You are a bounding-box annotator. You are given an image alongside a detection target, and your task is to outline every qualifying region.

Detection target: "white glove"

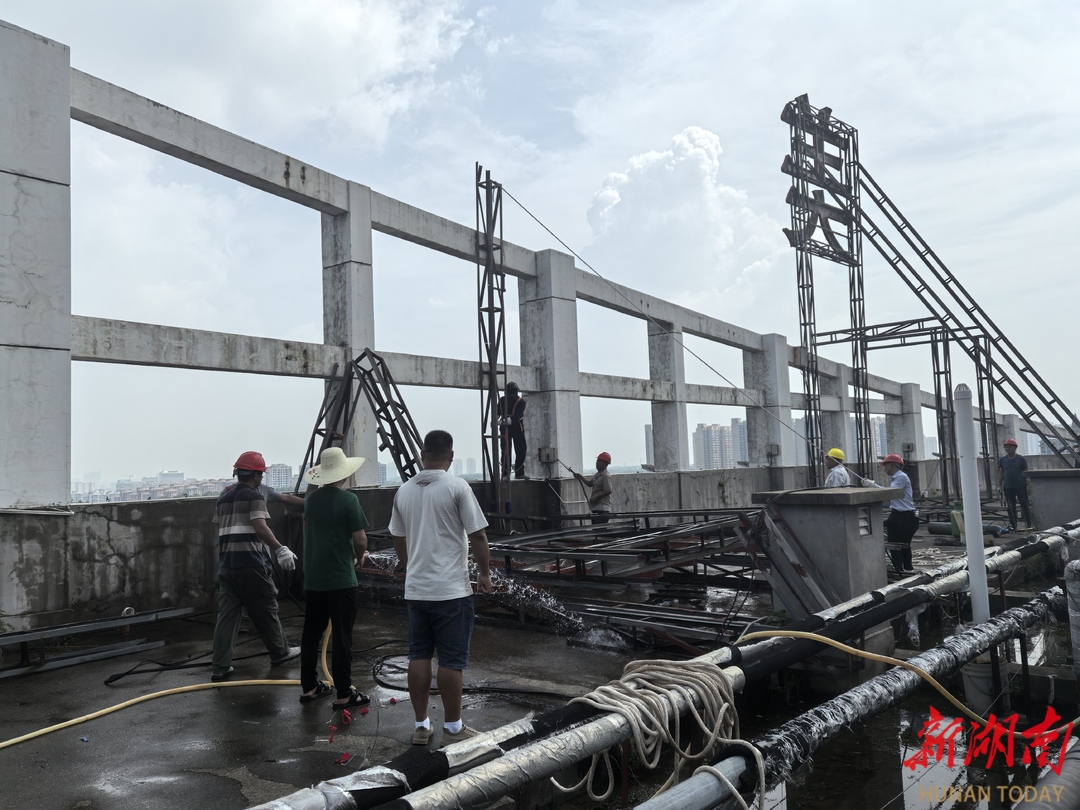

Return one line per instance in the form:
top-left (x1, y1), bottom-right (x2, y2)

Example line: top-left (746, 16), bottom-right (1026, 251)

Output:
top-left (498, 417), bottom-right (509, 427)
top-left (274, 546), bottom-right (297, 571)
top-left (861, 478), bottom-right (875, 487)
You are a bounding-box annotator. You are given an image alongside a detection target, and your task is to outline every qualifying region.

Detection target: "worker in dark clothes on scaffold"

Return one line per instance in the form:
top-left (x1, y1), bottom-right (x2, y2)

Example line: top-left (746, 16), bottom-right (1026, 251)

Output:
top-left (497, 382), bottom-right (527, 480)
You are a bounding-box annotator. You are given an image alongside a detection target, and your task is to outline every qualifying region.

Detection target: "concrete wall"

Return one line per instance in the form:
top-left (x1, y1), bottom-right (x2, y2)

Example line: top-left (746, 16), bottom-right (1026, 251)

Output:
top-left (914, 453), bottom-right (1070, 501)
top-left (1, 468), bottom-right (811, 630)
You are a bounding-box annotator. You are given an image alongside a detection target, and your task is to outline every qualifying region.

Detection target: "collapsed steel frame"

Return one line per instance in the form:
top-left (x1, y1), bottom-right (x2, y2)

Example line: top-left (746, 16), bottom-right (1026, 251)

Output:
top-left (297, 348), bottom-right (423, 486)
top-left (783, 93), bottom-right (1080, 487)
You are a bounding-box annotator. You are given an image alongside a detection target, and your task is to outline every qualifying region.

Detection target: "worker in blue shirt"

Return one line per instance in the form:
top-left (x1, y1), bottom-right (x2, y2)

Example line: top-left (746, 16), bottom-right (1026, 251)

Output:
top-left (862, 453), bottom-right (917, 574)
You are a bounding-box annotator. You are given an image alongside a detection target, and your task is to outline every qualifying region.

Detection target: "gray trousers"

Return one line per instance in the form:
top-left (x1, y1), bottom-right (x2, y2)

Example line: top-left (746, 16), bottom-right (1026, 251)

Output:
top-left (212, 565), bottom-right (290, 674)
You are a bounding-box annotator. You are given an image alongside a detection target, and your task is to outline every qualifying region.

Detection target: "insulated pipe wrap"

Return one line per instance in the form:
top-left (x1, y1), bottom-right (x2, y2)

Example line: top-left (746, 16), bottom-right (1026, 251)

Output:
top-left (752, 590), bottom-right (1064, 790)
top-left (1023, 737), bottom-right (1080, 810)
top-left (1065, 560), bottom-right (1080, 681)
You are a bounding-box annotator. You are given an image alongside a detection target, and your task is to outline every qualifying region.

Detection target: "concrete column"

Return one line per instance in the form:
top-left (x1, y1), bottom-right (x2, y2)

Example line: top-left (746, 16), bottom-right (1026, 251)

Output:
top-left (742, 334), bottom-right (795, 467)
top-left (519, 249), bottom-right (581, 478)
top-left (886, 383), bottom-right (925, 461)
top-left (1002, 414), bottom-right (1021, 451)
top-left (0, 23), bottom-right (71, 507)
top-left (648, 320), bottom-right (688, 471)
top-left (819, 364), bottom-right (853, 458)
top-left (321, 181), bottom-right (377, 486)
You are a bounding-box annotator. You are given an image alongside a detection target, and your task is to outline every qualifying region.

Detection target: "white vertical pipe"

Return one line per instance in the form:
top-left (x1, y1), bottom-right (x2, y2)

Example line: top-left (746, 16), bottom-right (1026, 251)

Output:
top-left (954, 384), bottom-right (991, 624)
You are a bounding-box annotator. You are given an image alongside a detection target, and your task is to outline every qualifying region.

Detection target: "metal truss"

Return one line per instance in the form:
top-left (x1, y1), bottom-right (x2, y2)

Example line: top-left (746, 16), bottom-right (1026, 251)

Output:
top-left (856, 163), bottom-right (1080, 467)
top-left (297, 349), bottom-right (423, 487)
top-left (786, 94), bottom-right (1080, 480)
top-left (476, 163), bottom-right (509, 513)
top-left (782, 94), bottom-right (873, 478)
top-left (820, 319), bottom-right (999, 503)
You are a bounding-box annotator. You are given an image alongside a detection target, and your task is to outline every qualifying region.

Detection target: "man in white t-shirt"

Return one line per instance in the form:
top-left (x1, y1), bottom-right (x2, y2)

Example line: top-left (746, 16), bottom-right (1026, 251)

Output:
top-left (390, 429), bottom-right (491, 748)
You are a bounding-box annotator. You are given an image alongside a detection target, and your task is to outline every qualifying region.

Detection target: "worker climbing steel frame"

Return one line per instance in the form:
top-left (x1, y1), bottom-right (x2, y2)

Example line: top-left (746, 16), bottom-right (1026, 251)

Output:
top-left (476, 163), bottom-right (509, 514)
top-left (296, 350), bottom-right (423, 490)
top-left (786, 93), bottom-right (1080, 480)
top-left (782, 94), bottom-right (873, 480)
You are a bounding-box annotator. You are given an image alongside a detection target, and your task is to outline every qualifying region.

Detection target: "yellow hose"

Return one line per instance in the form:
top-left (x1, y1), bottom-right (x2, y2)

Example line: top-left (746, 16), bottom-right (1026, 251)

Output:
top-left (740, 629), bottom-right (1079, 734)
top-left (0, 625), bottom-right (334, 750)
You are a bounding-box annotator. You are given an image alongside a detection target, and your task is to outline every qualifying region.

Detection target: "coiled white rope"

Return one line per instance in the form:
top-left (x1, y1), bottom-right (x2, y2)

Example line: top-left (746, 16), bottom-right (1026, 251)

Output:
top-left (549, 658), bottom-right (765, 808)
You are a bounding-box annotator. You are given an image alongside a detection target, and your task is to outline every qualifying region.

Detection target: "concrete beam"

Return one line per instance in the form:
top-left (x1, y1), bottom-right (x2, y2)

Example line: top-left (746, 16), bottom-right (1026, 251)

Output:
top-left (685, 383), bottom-right (764, 408)
top-left (369, 190), bottom-right (535, 277)
top-left (69, 69), bottom-right (350, 214)
top-left (70, 316), bottom-right (540, 392)
top-left (574, 270), bottom-right (763, 352)
top-left (71, 316), bottom-right (344, 377)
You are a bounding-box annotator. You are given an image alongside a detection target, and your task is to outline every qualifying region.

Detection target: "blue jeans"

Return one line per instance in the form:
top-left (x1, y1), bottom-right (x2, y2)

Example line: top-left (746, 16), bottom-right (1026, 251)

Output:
top-left (407, 596), bottom-right (474, 670)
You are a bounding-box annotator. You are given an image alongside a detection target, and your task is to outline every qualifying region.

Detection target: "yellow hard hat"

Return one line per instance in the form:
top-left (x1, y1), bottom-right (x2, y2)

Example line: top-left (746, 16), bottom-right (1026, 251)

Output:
top-left (827, 448), bottom-right (845, 462)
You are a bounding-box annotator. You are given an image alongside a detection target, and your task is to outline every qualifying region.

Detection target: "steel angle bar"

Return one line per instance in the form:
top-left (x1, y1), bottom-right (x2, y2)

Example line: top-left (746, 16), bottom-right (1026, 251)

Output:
top-left (0, 607), bottom-right (194, 645)
top-left (761, 511), bottom-right (840, 610)
top-left (734, 525), bottom-right (817, 619)
top-left (0, 640), bottom-right (165, 679)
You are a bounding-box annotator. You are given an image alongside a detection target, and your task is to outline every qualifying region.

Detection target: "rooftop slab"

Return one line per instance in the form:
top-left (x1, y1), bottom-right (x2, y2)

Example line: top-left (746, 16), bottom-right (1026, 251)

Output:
top-left (0, 602), bottom-right (627, 809)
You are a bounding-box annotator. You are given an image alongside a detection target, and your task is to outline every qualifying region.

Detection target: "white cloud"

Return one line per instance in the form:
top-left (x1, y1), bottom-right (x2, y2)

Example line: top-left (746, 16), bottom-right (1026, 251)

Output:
top-left (583, 127), bottom-right (789, 330)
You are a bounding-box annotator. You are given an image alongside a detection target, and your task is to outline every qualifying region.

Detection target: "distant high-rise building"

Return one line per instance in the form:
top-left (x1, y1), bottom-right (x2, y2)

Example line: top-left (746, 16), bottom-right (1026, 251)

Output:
top-left (265, 463), bottom-right (292, 491)
top-left (924, 436), bottom-right (939, 459)
top-left (692, 423), bottom-right (736, 470)
top-left (159, 470), bottom-right (185, 484)
top-left (644, 424), bottom-right (654, 466)
top-left (453, 458), bottom-right (463, 476)
top-left (872, 416), bottom-right (887, 460)
top-left (731, 418), bottom-right (748, 464)
top-left (377, 463), bottom-right (388, 485)
top-left (466, 457), bottom-right (477, 475)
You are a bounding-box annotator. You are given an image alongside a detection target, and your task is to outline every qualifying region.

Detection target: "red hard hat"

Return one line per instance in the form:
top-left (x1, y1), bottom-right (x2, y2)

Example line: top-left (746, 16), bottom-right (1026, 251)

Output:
top-left (881, 453), bottom-right (904, 467)
top-left (1004, 438), bottom-right (1018, 446)
top-left (234, 451), bottom-right (267, 472)
top-left (597, 451), bottom-right (612, 464)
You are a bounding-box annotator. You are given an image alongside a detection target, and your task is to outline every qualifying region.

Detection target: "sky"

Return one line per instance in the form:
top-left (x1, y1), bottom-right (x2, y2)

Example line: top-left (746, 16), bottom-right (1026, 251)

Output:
top-left (4, 1), bottom-right (1080, 484)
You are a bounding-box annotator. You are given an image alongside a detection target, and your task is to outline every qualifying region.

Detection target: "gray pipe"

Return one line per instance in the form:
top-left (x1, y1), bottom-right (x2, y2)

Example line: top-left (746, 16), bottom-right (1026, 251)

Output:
top-left (1066, 560), bottom-right (1080, 681)
top-left (635, 588), bottom-right (1065, 810)
top-left (1022, 733), bottom-right (1080, 809)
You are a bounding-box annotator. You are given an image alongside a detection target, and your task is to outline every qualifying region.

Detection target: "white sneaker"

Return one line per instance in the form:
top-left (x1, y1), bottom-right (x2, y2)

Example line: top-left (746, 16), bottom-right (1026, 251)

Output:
top-left (270, 645), bottom-right (301, 666)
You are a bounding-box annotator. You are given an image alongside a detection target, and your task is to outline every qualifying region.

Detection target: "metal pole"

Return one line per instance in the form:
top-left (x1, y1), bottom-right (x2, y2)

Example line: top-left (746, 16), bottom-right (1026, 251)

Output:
top-left (954, 383), bottom-right (991, 625)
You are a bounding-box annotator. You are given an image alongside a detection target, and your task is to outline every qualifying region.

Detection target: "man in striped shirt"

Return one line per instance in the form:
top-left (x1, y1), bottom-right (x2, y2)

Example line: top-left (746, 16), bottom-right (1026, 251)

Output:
top-left (210, 451), bottom-right (300, 682)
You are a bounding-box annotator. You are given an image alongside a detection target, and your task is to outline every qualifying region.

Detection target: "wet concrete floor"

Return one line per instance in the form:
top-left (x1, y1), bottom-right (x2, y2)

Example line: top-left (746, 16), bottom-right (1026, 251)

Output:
top-left (0, 601), bottom-right (628, 810)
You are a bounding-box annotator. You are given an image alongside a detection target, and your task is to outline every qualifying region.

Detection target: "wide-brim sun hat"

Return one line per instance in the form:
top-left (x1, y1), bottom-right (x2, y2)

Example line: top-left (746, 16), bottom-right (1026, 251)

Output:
top-left (304, 447), bottom-right (366, 485)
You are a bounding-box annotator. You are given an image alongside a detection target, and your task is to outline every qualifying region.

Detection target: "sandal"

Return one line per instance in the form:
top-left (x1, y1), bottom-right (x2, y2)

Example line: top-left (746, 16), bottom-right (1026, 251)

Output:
top-left (299, 681), bottom-right (333, 704)
top-left (330, 687), bottom-right (371, 711)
